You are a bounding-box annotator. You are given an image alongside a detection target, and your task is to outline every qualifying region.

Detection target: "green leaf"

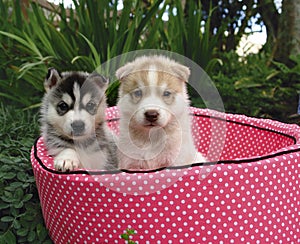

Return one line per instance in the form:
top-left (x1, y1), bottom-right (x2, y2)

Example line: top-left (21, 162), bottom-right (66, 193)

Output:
top-left (4, 191), bottom-right (13, 198)
top-left (234, 78), bottom-right (263, 89)
top-left (272, 60), bottom-right (290, 74)
top-left (20, 212), bottom-right (35, 222)
top-left (266, 70), bottom-right (280, 80)
top-left (11, 207), bottom-right (19, 217)
top-left (37, 223), bottom-right (48, 241)
top-left (27, 230), bottom-right (36, 242)
top-left (13, 201), bottom-right (23, 209)
top-left (3, 172), bottom-right (16, 180)
top-left (143, 3), bottom-right (167, 48)
top-left (0, 31), bottom-right (43, 59)
top-left (3, 230), bottom-right (16, 244)
top-left (17, 228), bottom-right (28, 237)
top-left (13, 219), bottom-right (21, 229)
top-left (0, 202), bottom-right (10, 210)
top-left (126, 229), bottom-right (136, 235)
top-left (1, 196), bottom-right (14, 203)
top-left (78, 32), bottom-right (101, 68)
top-left (14, 188), bottom-right (24, 200)
top-left (71, 56), bottom-right (93, 67)
top-left (205, 58), bottom-right (223, 74)
top-left (9, 182), bottom-right (24, 188)
top-left (18, 56), bottom-right (53, 79)
top-left (23, 194), bottom-right (33, 202)
top-left (120, 233), bottom-right (129, 240)
top-left (23, 32), bottom-right (43, 59)
top-left (0, 31), bottom-right (31, 51)
top-left (1, 216), bottom-right (14, 222)
top-left (17, 172), bottom-right (27, 182)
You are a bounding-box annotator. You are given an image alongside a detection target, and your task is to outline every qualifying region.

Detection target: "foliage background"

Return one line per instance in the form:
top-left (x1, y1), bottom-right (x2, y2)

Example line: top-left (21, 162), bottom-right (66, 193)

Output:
top-left (0, 0), bottom-right (300, 243)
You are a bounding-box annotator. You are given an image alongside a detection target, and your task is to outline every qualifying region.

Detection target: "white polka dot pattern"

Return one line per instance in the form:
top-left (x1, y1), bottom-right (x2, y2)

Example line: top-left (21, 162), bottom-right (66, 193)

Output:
top-left (31, 107), bottom-right (300, 243)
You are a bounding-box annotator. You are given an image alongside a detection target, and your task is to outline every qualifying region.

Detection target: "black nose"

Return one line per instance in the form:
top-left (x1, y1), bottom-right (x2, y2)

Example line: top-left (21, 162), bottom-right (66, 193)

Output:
top-left (71, 120), bottom-right (85, 135)
top-left (144, 110), bottom-right (159, 122)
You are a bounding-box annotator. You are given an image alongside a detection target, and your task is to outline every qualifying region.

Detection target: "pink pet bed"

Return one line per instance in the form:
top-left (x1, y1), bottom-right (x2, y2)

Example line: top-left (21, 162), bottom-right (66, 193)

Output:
top-left (31, 106), bottom-right (300, 243)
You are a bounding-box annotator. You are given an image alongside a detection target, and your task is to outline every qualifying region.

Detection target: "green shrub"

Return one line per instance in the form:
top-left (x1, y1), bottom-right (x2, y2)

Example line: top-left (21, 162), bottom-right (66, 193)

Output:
top-left (0, 105), bottom-right (52, 243)
top-left (211, 51), bottom-right (300, 121)
top-left (0, 0), bottom-right (166, 108)
top-left (161, 0), bottom-right (223, 72)
top-left (0, 0), bottom-right (223, 108)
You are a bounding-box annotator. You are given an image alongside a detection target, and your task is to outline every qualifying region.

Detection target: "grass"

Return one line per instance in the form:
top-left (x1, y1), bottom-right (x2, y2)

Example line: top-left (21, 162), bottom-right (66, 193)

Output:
top-left (0, 104), bottom-right (52, 243)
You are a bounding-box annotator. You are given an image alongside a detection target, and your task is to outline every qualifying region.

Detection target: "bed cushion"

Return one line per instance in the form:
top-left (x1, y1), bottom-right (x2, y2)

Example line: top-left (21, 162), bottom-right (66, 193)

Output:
top-left (31, 106), bottom-right (300, 243)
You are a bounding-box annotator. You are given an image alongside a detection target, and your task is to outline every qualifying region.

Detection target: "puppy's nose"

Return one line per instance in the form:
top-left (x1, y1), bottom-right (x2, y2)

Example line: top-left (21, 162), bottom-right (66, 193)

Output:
top-left (144, 110), bottom-right (159, 122)
top-left (71, 120), bottom-right (85, 135)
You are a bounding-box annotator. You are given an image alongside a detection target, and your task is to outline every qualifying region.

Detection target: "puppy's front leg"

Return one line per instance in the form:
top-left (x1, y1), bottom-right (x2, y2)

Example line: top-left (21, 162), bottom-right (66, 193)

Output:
top-left (193, 152), bottom-right (207, 164)
top-left (54, 148), bottom-right (80, 172)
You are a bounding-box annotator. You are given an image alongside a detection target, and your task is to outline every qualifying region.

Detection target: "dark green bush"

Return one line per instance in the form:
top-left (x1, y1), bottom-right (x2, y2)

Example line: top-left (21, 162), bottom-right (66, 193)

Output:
top-left (211, 51), bottom-right (300, 121)
top-left (0, 0), bottom-right (223, 109)
top-left (0, 105), bottom-right (52, 243)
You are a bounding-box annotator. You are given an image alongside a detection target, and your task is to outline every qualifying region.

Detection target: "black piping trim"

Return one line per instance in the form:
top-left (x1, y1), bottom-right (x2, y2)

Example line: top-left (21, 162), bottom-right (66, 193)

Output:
top-left (33, 136), bottom-right (300, 175)
top-left (108, 114), bottom-right (297, 144)
top-left (33, 113), bottom-right (300, 175)
top-left (192, 113), bottom-right (297, 144)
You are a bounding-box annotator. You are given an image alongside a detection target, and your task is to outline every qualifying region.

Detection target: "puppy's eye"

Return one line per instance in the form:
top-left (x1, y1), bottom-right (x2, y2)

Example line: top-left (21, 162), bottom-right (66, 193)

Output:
top-left (132, 89), bottom-right (142, 98)
top-left (163, 90), bottom-right (172, 97)
top-left (57, 101), bottom-right (69, 113)
top-left (162, 90), bottom-right (175, 104)
top-left (86, 101), bottom-right (97, 114)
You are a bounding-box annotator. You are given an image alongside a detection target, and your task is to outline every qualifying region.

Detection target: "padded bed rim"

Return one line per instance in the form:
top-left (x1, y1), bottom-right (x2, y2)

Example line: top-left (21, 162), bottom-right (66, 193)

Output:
top-left (33, 113), bottom-right (299, 175)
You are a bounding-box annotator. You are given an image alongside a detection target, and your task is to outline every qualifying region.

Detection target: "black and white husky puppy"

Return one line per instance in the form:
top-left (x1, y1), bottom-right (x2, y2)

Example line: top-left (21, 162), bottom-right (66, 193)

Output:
top-left (40, 68), bottom-right (118, 171)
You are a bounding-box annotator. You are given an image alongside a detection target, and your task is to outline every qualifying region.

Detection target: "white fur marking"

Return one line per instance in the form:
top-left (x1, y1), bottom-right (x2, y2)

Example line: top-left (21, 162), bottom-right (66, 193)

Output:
top-left (148, 65), bottom-right (158, 87)
top-left (62, 93), bottom-right (73, 106)
top-left (82, 93), bottom-right (92, 107)
top-left (73, 83), bottom-right (81, 110)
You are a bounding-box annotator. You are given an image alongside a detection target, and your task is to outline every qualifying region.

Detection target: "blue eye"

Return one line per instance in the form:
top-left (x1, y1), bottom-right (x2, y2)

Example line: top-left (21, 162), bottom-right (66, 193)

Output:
top-left (163, 90), bottom-right (172, 97)
top-left (133, 89), bottom-right (142, 98)
top-left (86, 101), bottom-right (97, 114)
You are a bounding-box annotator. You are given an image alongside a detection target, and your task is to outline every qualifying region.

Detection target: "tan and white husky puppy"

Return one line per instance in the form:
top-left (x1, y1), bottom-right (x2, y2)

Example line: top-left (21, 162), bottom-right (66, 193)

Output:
top-left (116, 55), bottom-right (206, 169)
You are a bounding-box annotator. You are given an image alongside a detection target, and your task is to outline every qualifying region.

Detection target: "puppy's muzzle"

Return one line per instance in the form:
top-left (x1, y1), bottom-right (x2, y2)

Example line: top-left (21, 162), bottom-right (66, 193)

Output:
top-left (144, 110), bottom-right (159, 123)
top-left (71, 120), bottom-right (85, 136)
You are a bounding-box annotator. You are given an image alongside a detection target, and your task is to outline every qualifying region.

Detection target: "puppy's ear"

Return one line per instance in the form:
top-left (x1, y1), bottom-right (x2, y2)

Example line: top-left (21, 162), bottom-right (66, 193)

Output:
top-left (86, 72), bottom-right (109, 90)
top-left (171, 63), bottom-right (190, 82)
top-left (115, 63), bottom-right (135, 81)
top-left (44, 68), bottom-right (62, 92)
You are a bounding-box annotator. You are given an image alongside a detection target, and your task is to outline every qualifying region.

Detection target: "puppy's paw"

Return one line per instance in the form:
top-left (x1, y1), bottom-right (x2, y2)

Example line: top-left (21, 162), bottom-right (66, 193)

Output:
top-left (54, 149), bottom-right (80, 172)
top-left (193, 152), bottom-right (207, 163)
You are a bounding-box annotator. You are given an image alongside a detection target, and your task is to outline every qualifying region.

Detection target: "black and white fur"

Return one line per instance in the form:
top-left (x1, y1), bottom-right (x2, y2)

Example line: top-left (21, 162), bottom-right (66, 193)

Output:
top-left (40, 68), bottom-right (118, 171)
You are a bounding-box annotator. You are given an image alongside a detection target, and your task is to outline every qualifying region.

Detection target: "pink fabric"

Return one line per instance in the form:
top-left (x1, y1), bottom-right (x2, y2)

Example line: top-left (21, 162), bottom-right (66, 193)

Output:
top-left (31, 107), bottom-right (300, 243)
